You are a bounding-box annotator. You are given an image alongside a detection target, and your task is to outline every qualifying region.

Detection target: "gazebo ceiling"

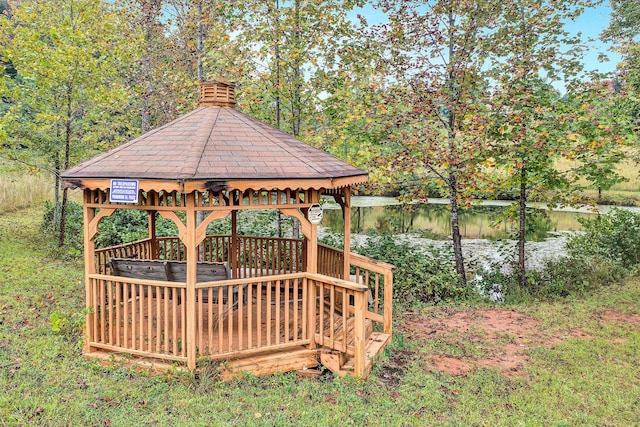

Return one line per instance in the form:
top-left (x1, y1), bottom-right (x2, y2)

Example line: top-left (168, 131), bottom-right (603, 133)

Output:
top-left (62, 82), bottom-right (367, 192)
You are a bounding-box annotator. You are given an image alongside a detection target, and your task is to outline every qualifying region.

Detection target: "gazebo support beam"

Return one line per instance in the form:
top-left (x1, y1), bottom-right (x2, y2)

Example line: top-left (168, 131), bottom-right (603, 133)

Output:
top-left (82, 191), bottom-right (97, 353)
top-left (343, 188), bottom-right (352, 280)
top-left (148, 210), bottom-right (157, 258)
top-left (230, 210), bottom-right (238, 279)
top-left (185, 192), bottom-right (198, 370)
top-left (332, 186), bottom-right (352, 280)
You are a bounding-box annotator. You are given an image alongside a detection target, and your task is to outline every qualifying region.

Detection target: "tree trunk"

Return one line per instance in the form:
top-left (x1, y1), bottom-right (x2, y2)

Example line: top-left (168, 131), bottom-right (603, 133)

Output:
top-left (196, 0), bottom-right (205, 260)
top-left (53, 155), bottom-right (61, 231)
top-left (597, 186), bottom-right (602, 204)
top-left (291, 0), bottom-right (302, 137)
top-left (58, 90), bottom-right (72, 247)
top-left (197, 0), bottom-right (204, 81)
top-left (58, 187), bottom-right (68, 247)
top-left (273, 0), bottom-right (283, 239)
top-left (276, 210), bottom-right (282, 238)
top-left (448, 172), bottom-right (466, 286)
top-left (518, 167), bottom-right (527, 288)
top-left (445, 8), bottom-right (466, 286)
top-left (274, 0), bottom-right (281, 130)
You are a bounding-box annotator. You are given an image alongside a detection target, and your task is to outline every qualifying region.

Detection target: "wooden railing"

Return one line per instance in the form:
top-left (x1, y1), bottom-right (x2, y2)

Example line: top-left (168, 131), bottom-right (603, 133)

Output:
top-left (202, 235), bottom-right (231, 263)
top-left (156, 235), bottom-right (302, 278)
top-left (89, 238), bottom-right (389, 376)
top-left (318, 243), bottom-right (344, 279)
top-left (86, 272), bottom-right (371, 374)
top-left (156, 236), bottom-right (186, 261)
top-left (235, 236), bottom-right (303, 278)
top-left (195, 274), bottom-right (310, 359)
top-left (87, 274), bottom-right (187, 362)
top-left (94, 238), bottom-right (154, 274)
top-left (318, 244), bottom-right (393, 335)
top-left (308, 273), bottom-right (368, 358)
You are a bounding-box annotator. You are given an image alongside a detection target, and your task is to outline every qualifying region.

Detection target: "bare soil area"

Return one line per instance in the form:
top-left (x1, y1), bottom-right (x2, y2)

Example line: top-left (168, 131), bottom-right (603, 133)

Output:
top-left (380, 308), bottom-right (640, 382)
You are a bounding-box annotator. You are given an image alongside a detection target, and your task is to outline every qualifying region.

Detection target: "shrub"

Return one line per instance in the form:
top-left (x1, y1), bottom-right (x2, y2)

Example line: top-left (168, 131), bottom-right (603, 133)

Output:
top-left (354, 235), bottom-right (468, 304)
top-left (500, 256), bottom-right (628, 303)
top-left (567, 208), bottom-right (640, 269)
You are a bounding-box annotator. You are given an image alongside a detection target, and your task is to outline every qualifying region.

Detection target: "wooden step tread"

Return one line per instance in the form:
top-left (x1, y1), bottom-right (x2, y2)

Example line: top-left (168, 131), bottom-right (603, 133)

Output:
top-left (341, 332), bottom-right (392, 372)
top-left (220, 347), bottom-right (318, 381)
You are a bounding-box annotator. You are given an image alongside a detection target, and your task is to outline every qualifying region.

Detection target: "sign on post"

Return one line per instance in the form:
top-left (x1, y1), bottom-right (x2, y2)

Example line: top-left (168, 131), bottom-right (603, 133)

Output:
top-left (110, 179), bottom-right (139, 204)
top-left (308, 203), bottom-right (323, 224)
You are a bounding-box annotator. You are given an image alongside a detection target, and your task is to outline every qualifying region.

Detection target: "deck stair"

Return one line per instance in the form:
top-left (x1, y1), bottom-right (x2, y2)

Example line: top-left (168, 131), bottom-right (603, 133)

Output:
top-left (320, 332), bottom-right (391, 377)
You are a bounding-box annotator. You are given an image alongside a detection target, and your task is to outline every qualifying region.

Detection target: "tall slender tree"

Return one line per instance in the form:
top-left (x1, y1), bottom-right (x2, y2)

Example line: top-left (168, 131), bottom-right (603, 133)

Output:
top-left (372, 0), bottom-right (500, 286)
top-left (0, 0), bottom-right (135, 245)
top-left (487, 0), bottom-right (592, 287)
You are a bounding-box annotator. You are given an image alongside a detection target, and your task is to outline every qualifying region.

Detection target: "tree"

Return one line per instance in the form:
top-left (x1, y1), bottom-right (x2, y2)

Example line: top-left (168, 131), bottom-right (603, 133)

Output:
top-left (0, 0), bottom-right (135, 245)
top-left (228, 1), bottom-right (362, 137)
top-left (487, 0), bottom-right (592, 287)
top-left (371, 0), bottom-right (500, 286)
top-left (569, 79), bottom-right (628, 203)
top-left (602, 0), bottom-right (640, 141)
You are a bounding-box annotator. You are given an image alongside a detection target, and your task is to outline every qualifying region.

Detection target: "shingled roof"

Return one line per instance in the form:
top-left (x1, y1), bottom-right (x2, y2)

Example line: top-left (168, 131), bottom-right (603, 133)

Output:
top-left (62, 80), bottom-right (367, 191)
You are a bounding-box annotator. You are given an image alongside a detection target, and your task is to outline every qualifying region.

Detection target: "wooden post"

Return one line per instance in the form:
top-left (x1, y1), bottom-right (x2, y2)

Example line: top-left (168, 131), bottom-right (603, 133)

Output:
top-left (148, 210), bottom-right (157, 259)
top-left (305, 190), bottom-right (320, 274)
top-left (342, 187), bottom-right (351, 281)
top-left (185, 192), bottom-right (198, 369)
top-left (384, 270), bottom-right (393, 335)
top-left (306, 190), bottom-right (319, 349)
top-left (230, 210), bottom-right (237, 279)
top-left (82, 189), bottom-right (96, 353)
top-left (353, 289), bottom-right (367, 377)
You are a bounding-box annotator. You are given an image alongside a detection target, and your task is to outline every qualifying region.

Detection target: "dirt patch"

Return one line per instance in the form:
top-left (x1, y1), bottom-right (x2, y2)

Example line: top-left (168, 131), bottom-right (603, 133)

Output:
top-left (381, 307), bottom-right (639, 381)
top-left (399, 309), bottom-right (586, 378)
top-left (415, 310), bottom-right (543, 377)
top-left (597, 310), bottom-right (640, 326)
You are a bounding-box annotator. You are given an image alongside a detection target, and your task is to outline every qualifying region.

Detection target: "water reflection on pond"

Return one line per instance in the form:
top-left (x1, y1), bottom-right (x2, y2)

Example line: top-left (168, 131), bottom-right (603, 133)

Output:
top-left (322, 199), bottom-right (595, 241)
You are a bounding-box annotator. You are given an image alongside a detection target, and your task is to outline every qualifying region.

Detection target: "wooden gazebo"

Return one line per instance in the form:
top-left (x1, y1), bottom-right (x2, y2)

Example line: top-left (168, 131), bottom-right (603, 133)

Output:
top-left (61, 79), bottom-right (392, 378)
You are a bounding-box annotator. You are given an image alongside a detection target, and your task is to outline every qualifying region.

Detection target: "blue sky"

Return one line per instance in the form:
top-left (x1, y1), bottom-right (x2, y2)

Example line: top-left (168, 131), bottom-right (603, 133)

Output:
top-left (352, 2), bottom-right (621, 76)
top-left (565, 3), bottom-right (621, 74)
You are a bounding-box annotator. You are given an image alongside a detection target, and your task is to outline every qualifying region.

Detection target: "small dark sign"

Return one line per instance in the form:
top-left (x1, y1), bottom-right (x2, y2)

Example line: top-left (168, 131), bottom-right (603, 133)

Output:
top-left (110, 179), bottom-right (139, 203)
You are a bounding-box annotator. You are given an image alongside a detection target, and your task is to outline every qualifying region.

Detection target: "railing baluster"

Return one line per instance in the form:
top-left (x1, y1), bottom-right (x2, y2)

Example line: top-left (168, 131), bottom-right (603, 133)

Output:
top-left (238, 283), bottom-right (244, 350)
top-left (115, 281), bottom-right (121, 347)
top-left (266, 280), bottom-right (272, 346)
top-left (257, 282), bottom-right (262, 347)
top-left (147, 285), bottom-right (152, 352)
top-left (284, 279), bottom-right (290, 342)
top-left (275, 279), bottom-right (281, 345)
top-left (207, 288), bottom-right (213, 354)
top-left (247, 283), bottom-right (253, 349)
top-left (155, 287), bottom-right (161, 353)
top-left (217, 287), bottom-right (223, 352)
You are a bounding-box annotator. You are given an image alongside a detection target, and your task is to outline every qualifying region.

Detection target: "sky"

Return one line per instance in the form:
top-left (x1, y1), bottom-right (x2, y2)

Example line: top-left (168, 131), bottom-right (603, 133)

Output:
top-left (565, 3), bottom-right (621, 75)
top-left (352, 2), bottom-right (622, 77)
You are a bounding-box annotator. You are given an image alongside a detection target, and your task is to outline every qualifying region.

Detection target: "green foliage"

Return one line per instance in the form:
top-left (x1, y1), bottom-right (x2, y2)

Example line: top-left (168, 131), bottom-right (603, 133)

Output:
top-left (568, 208), bottom-right (640, 268)
top-left (42, 201), bottom-right (181, 255)
top-left (237, 210), bottom-right (294, 238)
top-left (95, 210), bottom-right (177, 249)
top-left (491, 256), bottom-right (628, 303)
top-left (354, 235), bottom-right (469, 304)
top-left (50, 308), bottom-right (86, 339)
top-left (42, 200), bottom-right (83, 257)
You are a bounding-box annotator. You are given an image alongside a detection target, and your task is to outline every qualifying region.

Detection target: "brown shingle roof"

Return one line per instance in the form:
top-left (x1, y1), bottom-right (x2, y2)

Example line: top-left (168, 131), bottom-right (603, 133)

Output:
top-left (61, 107), bottom-right (367, 186)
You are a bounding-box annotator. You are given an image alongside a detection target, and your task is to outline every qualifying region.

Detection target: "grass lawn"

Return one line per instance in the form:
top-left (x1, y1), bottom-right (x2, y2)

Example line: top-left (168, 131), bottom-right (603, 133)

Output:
top-left (1, 207), bottom-right (639, 426)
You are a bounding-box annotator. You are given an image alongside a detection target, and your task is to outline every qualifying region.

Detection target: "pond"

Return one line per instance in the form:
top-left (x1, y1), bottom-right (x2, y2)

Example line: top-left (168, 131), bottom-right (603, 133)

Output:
top-left (321, 197), bottom-right (597, 241)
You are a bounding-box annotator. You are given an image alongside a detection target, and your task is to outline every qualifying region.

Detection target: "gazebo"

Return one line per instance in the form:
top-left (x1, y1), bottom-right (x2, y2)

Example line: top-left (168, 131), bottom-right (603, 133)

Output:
top-left (61, 79), bottom-right (392, 378)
